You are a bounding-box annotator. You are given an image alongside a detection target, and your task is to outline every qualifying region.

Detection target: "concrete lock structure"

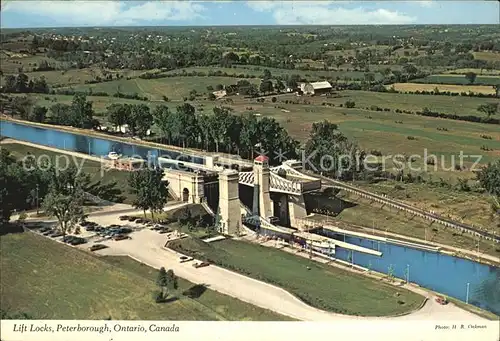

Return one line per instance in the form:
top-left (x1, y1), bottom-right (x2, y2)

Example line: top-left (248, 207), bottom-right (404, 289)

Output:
top-left (161, 154), bottom-right (322, 236)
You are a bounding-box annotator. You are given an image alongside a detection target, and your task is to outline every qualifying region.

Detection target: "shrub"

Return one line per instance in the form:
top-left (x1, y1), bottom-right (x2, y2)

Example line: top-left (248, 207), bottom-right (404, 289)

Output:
top-left (407, 136), bottom-right (416, 140)
top-left (345, 100), bottom-right (356, 108)
top-left (271, 96), bottom-right (277, 103)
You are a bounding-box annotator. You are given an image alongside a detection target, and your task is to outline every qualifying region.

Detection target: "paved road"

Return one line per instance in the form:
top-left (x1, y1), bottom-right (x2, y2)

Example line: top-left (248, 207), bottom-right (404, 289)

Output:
top-left (84, 214), bottom-right (485, 322)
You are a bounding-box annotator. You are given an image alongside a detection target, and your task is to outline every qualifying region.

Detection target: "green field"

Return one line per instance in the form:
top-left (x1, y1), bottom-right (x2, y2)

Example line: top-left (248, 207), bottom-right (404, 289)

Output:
top-left (236, 93), bottom-right (500, 167)
top-left (161, 65), bottom-right (383, 81)
top-left (310, 187), bottom-right (499, 258)
top-left (168, 237), bottom-right (424, 316)
top-left (414, 74), bottom-right (500, 86)
top-left (65, 76), bottom-right (260, 101)
top-left (0, 231), bottom-right (291, 320)
top-left (17, 93), bottom-right (151, 115)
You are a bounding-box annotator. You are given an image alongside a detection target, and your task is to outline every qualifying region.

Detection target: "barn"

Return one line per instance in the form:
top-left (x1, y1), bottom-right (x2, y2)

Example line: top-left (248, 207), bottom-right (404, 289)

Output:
top-left (302, 81), bottom-right (332, 95)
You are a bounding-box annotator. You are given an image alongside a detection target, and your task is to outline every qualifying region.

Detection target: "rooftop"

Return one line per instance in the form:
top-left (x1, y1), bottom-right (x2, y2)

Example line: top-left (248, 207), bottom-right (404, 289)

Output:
top-left (309, 81), bottom-right (332, 90)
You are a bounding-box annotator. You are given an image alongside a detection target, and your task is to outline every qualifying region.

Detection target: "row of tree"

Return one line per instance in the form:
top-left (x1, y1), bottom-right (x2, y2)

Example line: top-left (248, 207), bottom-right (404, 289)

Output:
top-left (2, 73), bottom-right (50, 94)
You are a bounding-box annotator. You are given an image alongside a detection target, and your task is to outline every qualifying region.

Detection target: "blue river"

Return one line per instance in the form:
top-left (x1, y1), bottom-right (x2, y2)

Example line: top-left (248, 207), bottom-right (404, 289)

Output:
top-left (2, 119), bottom-right (499, 316)
top-left (0, 121), bottom-right (205, 165)
top-left (316, 229), bottom-right (500, 315)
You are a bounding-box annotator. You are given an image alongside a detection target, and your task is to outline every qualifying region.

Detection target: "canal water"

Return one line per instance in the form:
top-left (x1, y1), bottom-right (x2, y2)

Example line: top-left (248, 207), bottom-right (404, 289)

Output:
top-left (316, 228), bottom-right (500, 316)
top-left (3, 120), bottom-right (499, 316)
top-left (0, 121), bottom-right (205, 165)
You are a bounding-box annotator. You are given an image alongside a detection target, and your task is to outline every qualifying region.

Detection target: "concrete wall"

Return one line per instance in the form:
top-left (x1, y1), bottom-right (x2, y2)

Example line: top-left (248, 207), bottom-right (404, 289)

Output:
top-left (163, 170), bottom-right (204, 204)
top-left (218, 169), bottom-right (242, 235)
top-left (254, 160), bottom-right (273, 219)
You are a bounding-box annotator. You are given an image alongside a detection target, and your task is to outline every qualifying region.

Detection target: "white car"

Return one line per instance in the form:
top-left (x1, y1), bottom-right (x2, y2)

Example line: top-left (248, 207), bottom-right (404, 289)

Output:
top-left (178, 256), bottom-right (194, 263)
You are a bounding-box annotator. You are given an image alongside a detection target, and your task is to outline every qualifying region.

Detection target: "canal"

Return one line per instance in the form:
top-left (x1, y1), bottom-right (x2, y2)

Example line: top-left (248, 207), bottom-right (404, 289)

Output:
top-left (2, 120), bottom-right (499, 316)
top-left (0, 121), bottom-right (205, 165)
top-left (315, 228), bottom-right (500, 316)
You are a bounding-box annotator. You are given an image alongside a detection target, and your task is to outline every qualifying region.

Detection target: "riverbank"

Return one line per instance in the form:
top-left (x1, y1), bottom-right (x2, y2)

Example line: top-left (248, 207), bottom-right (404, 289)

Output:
top-left (0, 116), bottom-right (250, 166)
top-left (319, 219), bottom-right (500, 267)
top-left (251, 236), bottom-right (499, 321)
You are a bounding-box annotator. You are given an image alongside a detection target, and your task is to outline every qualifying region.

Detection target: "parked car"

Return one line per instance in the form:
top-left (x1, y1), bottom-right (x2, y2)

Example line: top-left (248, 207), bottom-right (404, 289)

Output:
top-left (127, 216), bottom-right (137, 222)
top-left (158, 229), bottom-right (168, 234)
top-left (178, 256), bottom-right (193, 263)
top-left (80, 221), bottom-right (91, 227)
top-left (118, 227), bottom-right (132, 234)
top-left (119, 215), bottom-right (129, 221)
top-left (42, 229), bottom-right (53, 236)
top-left (113, 234), bottom-right (130, 241)
top-left (85, 225), bottom-right (95, 231)
top-left (108, 224), bottom-right (121, 228)
top-left (435, 296), bottom-right (448, 305)
top-left (50, 232), bottom-right (64, 238)
top-left (39, 226), bottom-right (51, 233)
top-left (89, 244), bottom-right (108, 252)
top-left (192, 261), bottom-right (210, 268)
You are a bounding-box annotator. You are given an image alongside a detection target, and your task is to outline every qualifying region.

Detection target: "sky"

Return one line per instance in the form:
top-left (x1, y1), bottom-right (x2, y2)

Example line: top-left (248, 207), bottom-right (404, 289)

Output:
top-left (1, 1), bottom-right (499, 28)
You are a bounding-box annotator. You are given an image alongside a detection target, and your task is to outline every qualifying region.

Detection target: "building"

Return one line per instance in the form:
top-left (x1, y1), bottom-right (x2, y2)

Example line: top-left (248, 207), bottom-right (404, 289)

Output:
top-left (302, 81), bottom-right (332, 95)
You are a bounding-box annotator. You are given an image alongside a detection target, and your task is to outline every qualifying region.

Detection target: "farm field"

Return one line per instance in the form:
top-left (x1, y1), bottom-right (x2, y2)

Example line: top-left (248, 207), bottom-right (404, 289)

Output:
top-left (389, 83), bottom-right (496, 95)
top-left (161, 65), bottom-right (383, 81)
top-left (15, 93), bottom-right (151, 115)
top-left (24, 68), bottom-right (146, 87)
top-left (473, 51), bottom-right (500, 62)
top-left (414, 74), bottom-right (500, 86)
top-left (443, 69), bottom-right (500, 76)
top-left (0, 231), bottom-right (290, 320)
top-left (0, 52), bottom-right (63, 74)
top-left (304, 90), bottom-right (494, 118)
top-left (167, 237), bottom-right (424, 316)
top-left (65, 76), bottom-right (260, 101)
top-left (229, 94), bottom-right (500, 166)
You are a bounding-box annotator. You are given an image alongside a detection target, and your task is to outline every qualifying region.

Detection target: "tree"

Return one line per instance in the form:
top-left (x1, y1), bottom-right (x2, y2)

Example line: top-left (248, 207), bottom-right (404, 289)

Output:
top-left (259, 80), bottom-right (273, 94)
top-left (477, 103), bottom-right (498, 119)
top-left (106, 103), bottom-right (131, 132)
top-left (132, 104), bottom-right (153, 138)
top-left (276, 80), bottom-right (285, 93)
top-left (12, 96), bottom-right (34, 120)
top-left (30, 105), bottom-right (47, 123)
top-left (153, 105), bottom-right (172, 143)
top-left (70, 93), bottom-right (95, 128)
top-left (465, 72), bottom-right (477, 84)
top-left (476, 160), bottom-right (500, 198)
top-left (42, 166), bottom-right (87, 237)
top-left (208, 93), bottom-right (216, 100)
top-left (155, 267), bottom-right (177, 302)
top-left (304, 120), bottom-right (365, 180)
top-left (128, 168), bottom-right (169, 219)
top-left (262, 69), bottom-right (272, 80)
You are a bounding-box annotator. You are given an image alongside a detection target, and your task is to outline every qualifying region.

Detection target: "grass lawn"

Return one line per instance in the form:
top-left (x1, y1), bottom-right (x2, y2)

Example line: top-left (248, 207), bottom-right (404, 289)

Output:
top-left (168, 237), bottom-right (425, 316)
top-left (2, 143), bottom-right (134, 204)
top-left (0, 231), bottom-right (291, 320)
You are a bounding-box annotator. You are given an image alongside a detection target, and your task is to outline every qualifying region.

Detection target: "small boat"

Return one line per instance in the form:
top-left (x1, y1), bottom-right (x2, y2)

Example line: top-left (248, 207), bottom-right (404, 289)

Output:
top-left (108, 152), bottom-right (122, 160)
